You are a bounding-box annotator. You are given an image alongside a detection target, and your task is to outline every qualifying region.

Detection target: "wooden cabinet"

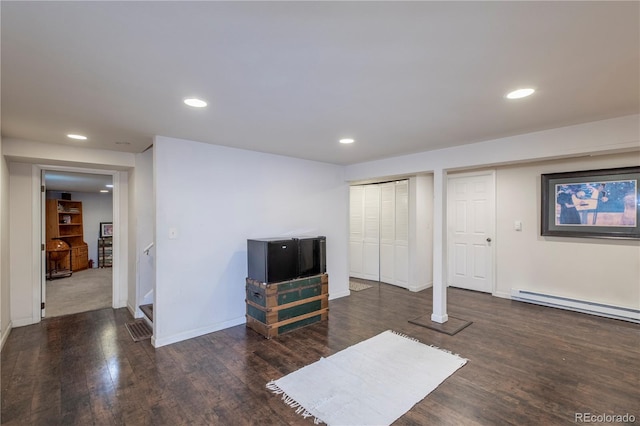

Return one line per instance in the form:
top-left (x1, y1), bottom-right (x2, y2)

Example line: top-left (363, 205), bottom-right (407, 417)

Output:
top-left (98, 237), bottom-right (113, 268)
top-left (46, 199), bottom-right (89, 272)
top-left (73, 245), bottom-right (89, 270)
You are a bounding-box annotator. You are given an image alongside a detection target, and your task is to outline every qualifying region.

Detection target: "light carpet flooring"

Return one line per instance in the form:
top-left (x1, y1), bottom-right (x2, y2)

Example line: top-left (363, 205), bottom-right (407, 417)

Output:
top-left (45, 267), bottom-right (112, 317)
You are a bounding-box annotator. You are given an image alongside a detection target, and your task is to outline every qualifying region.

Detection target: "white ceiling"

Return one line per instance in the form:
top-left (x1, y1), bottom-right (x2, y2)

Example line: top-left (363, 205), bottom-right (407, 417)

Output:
top-left (2, 2), bottom-right (638, 166)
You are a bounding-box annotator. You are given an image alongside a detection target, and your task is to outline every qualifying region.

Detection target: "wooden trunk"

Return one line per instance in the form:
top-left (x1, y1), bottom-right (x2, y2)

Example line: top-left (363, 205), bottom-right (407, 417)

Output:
top-left (245, 273), bottom-right (329, 339)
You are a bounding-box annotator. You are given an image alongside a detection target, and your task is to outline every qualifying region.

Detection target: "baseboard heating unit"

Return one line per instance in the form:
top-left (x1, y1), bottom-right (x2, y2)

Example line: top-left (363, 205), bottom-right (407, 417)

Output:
top-left (511, 289), bottom-right (639, 323)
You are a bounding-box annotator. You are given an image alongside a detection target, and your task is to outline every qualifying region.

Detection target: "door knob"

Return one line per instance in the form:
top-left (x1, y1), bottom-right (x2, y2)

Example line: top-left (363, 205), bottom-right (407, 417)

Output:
top-left (486, 237), bottom-right (492, 242)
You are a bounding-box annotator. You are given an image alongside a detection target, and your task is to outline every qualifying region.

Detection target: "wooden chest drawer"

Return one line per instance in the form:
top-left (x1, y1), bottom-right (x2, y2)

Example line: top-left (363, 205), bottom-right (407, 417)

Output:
top-left (72, 244), bottom-right (89, 271)
top-left (246, 273), bottom-right (329, 339)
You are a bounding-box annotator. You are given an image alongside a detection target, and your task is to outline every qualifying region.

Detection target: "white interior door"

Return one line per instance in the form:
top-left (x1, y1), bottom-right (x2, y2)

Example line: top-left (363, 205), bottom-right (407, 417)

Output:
top-left (349, 184), bottom-right (381, 281)
top-left (394, 180), bottom-right (409, 287)
top-left (362, 185), bottom-right (380, 281)
top-left (379, 183), bottom-right (395, 283)
top-left (379, 180), bottom-right (409, 288)
top-left (349, 186), bottom-right (365, 278)
top-left (447, 171), bottom-right (495, 293)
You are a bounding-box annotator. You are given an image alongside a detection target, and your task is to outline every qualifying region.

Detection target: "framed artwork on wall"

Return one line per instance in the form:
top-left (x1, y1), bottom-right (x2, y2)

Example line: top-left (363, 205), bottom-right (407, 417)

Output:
top-left (100, 222), bottom-right (113, 238)
top-left (541, 166), bottom-right (639, 239)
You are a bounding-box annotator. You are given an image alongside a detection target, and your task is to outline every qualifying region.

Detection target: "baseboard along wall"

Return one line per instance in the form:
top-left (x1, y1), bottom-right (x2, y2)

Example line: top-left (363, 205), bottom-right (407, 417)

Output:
top-left (511, 289), bottom-right (639, 323)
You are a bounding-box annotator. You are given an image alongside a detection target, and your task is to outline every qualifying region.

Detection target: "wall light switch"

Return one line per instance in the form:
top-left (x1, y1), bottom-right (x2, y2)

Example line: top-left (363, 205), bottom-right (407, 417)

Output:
top-left (514, 221), bottom-right (522, 231)
top-left (169, 227), bottom-right (178, 239)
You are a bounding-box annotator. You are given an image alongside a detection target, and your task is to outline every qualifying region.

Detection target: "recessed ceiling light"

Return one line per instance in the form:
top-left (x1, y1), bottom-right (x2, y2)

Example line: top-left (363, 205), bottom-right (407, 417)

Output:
top-left (506, 88), bottom-right (535, 99)
top-left (100, 190), bottom-right (109, 193)
top-left (105, 184), bottom-right (114, 188)
top-left (184, 98), bottom-right (207, 108)
top-left (67, 134), bottom-right (87, 140)
top-left (339, 138), bottom-right (355, 144)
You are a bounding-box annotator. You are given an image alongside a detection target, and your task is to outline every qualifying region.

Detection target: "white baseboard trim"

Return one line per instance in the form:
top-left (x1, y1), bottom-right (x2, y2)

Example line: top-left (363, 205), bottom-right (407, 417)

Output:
top-left (330, 290), bottom-right (350, 300)
top-left (431, 313), bottom-right (449, 323)
top-left (152, 316), bottom-right (246, 348)
top-left (12, 317), bottom-right (39, 327)
top-left (409, 282), bottom-right (432, 292)
top-left (511, 289), bottom-right (639, 323)
top-left (492, 291), bottom-right (511, 300)
top-left (126, 302), bottom-right (141, 319)
top-left (1, 322), bottom-right (13, 351)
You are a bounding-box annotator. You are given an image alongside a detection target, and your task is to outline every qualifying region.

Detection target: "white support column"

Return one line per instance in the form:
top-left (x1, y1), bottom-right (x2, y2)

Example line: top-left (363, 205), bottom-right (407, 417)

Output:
top-left (431, 168), bottom-right (448, 323)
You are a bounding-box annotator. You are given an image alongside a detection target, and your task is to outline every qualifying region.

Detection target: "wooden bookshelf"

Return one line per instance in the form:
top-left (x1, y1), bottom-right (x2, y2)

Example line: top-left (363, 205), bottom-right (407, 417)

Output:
top-left (46, 199), bottom-right (89, 272)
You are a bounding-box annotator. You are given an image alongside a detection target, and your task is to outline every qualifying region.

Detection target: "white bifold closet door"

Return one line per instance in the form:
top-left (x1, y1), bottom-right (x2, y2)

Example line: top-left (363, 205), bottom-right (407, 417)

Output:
top-left (349, 185), bottom-right (380, 281)
top-left (350, 180), bottom-right (408, 287)
top-left (380, 181), bottom-right (408, 288)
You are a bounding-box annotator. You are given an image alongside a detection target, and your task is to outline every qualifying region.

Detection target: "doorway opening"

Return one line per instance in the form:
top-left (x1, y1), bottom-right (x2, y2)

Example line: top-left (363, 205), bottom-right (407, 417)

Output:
top-left (42, 170), bottom-right (114, 317)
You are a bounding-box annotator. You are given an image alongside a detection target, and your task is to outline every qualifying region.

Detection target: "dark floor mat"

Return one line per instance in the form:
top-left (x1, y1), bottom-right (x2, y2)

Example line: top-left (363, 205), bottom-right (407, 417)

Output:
top-left (408, 314), bottom-right (472, 335)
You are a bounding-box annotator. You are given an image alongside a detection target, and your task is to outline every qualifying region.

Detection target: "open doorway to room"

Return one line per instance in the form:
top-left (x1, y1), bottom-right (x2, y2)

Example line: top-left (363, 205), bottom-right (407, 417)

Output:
top-left (43, 170), bottom-right (114, 317)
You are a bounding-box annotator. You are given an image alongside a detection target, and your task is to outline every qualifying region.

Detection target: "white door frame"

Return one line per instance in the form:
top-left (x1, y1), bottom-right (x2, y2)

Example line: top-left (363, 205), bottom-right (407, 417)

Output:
top-left (40, 169), bottom-right (46, 318)
top-left (446, 169), bottom-right (496, 294)
top-left (34, 164), bottom-right (123, 317)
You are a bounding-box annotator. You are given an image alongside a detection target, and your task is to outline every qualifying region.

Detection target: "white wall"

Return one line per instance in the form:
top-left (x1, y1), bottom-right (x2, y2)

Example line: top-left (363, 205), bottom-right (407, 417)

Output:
top-left (0, 137), bottom-right (11, 349)
top-left (3, 139), bottom-right (135, 170)
top-left (127, 163), bottom-right (137, 316)
top-left (408, 175), bottom-right (433, 291)
top-left (134, 149), bottom-right (155, 317)
top-left (79, 192), bottom-right (114, 265)
top-left (495, 153), bottom-right (640, 309)
top-left (8, 163), bottom-right (39, 326)
top-left (346, 115), bottom-right (639, 181)
top-left (113, 171), bottom-right (129, 309)
top-left (153, 136), bottom-right (349, 347)
top-left (46, 190), bottom-right (114, 266)
top-left (346, 115), bottom-right (640, 314)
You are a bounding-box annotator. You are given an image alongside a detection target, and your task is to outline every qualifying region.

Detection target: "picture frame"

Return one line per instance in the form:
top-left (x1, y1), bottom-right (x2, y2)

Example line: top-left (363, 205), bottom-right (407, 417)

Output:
top-left (100, 222), bottom-right (113, 238)
top-left (541, 166), bottom-right (639, 239)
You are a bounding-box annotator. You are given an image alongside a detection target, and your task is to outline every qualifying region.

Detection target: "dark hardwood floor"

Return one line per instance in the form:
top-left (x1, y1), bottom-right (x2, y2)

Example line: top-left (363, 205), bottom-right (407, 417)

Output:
top-left (2, 282), bottom-right (639, 425)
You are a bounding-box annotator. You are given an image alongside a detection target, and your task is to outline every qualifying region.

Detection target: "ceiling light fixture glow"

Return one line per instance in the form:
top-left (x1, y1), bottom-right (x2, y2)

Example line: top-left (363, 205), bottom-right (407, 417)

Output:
top-left (67, 134), bottom-right (87, 140)
top-left (339, 138), bottom-right (355, 144)
top-left (506, 88), bottom-right (535, 99)
top-left (106, 184), bottom-right (114, 188)
top-left (184, 98), bottom-right (207, 108)
top-left (100, 190), bottom-right (109, 193)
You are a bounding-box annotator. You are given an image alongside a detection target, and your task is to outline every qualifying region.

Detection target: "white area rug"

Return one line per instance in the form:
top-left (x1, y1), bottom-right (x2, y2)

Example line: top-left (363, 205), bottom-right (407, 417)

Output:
top-left (267, 330), bottom-right (467, 425)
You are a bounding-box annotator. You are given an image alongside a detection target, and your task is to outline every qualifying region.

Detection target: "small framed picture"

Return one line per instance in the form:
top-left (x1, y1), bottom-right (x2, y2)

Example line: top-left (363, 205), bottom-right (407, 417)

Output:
top-left (541, 166), bottom-right (639, 239)
top-left (100, 222), bottom-right (113, 238)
